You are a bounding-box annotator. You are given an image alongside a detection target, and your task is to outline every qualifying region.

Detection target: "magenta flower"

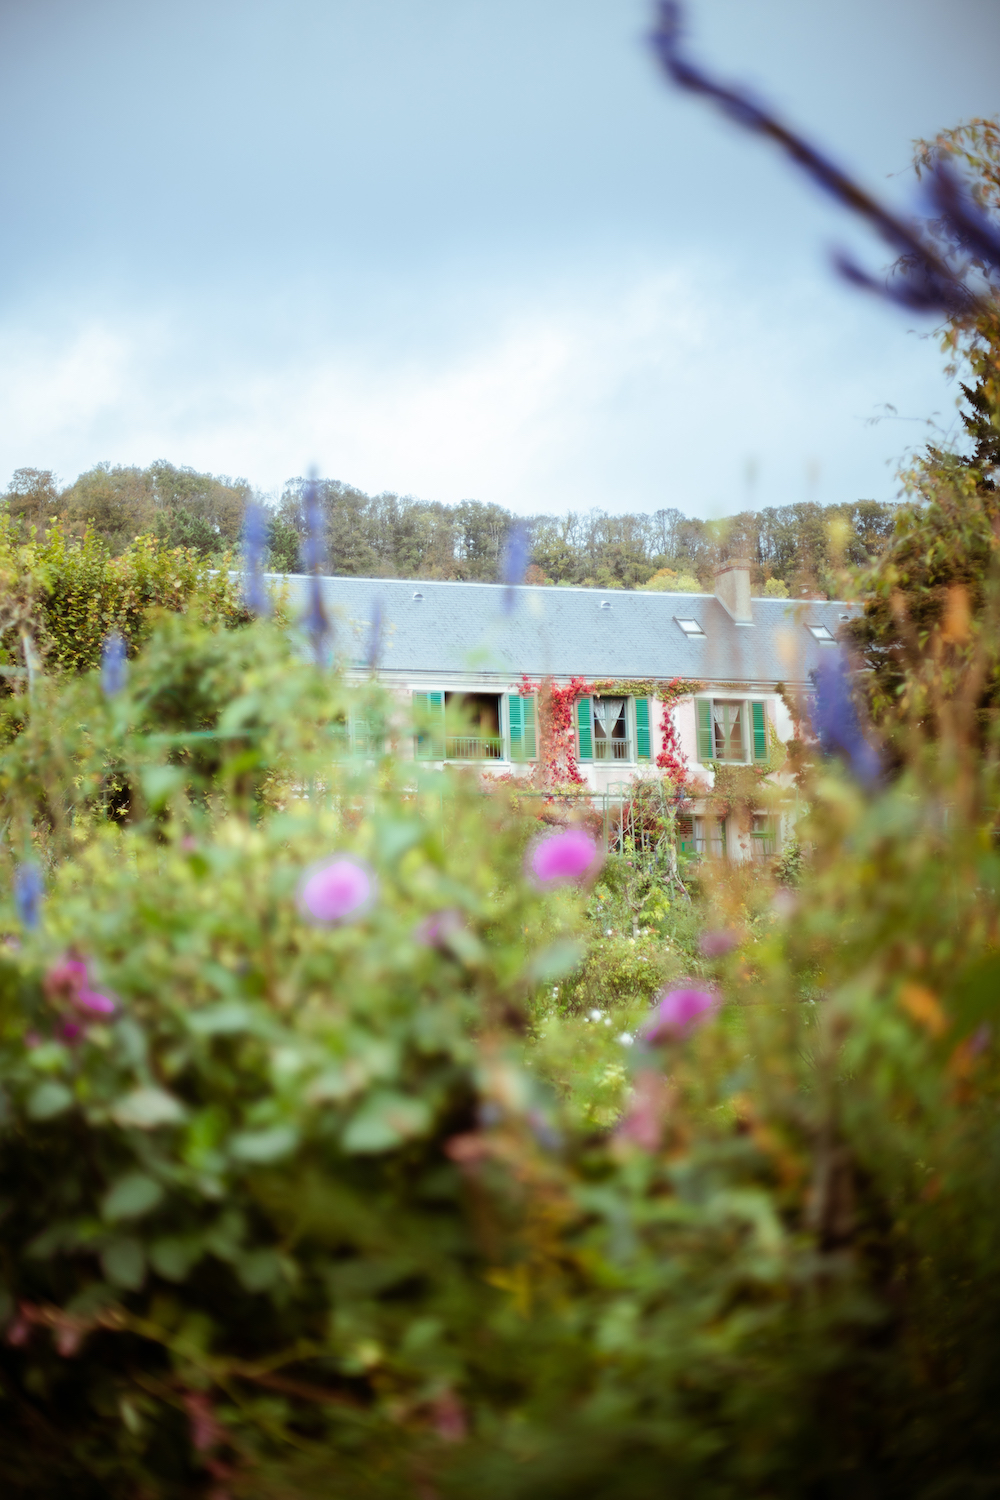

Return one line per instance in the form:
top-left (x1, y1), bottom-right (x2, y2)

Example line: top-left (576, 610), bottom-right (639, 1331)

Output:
top-left (527, 828), bottom-right (602, 888)
top-left (299, 855), bottom-right (375, 923)
top-left (43, 955), bottom-right (116, 1027)
top-left (644, 987), bottom-right (718, 1042)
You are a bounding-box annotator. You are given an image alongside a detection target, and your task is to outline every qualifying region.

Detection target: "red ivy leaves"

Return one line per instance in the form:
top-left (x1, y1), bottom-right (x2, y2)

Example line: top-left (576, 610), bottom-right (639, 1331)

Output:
top-left (655, 680), bottom-right (691, 789)
top-left (519, 674), bottom-right (587, 785)
top-left (518, 674), bottom-right (695, 790)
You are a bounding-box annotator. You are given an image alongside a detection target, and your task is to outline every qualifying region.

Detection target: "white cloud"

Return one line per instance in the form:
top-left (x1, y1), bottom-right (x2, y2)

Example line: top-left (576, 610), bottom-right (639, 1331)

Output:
top-left (0, 262), bottom-right (954, 514)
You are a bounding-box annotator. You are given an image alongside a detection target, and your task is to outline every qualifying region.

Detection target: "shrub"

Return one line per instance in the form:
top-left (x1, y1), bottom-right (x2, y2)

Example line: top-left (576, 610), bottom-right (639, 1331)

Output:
top-left (0, 519), bottom-right (248, 688)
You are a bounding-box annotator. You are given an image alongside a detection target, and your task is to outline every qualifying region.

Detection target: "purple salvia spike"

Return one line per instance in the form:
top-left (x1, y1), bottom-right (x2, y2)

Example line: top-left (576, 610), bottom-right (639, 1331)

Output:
top-left (241, 500), bottom-right (270, 616)
top-left (301, 474), bottom-right (331, 665)
top-left (649, 1), bottom-right (975, 317)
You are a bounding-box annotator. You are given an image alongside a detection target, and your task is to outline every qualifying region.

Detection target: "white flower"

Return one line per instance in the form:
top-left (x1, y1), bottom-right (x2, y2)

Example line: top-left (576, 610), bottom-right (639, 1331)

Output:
top-left (618, 1032), bottom-right (634, 1047)
top-left (589, 1009), bottom-right (603, 1022)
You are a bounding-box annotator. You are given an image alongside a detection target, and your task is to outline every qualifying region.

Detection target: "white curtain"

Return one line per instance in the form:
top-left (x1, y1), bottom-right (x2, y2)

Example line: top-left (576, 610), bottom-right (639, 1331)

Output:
top-left (713, 701), bottom-right (742, 756)
top-left (594, 698), bottom-right (626, 736)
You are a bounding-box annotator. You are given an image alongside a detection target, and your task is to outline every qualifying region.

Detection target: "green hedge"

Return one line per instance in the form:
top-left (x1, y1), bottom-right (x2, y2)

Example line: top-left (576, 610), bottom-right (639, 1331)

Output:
top-left (0, 519), bottom-right (248, 686)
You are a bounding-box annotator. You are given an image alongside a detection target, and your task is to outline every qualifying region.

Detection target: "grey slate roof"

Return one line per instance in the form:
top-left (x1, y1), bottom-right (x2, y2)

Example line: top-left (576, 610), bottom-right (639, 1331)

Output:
top-left (268, 574), bottom-right (858, 687)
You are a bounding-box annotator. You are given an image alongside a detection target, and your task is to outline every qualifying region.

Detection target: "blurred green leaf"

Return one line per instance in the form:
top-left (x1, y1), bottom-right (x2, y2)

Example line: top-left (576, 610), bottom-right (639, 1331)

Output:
top-left (186, 1001), bottom-right (254, 1035)
top-left (236, 1248), bottom-right (284, 1292)
top-left (102, 1172), bottom-right (164, 1222)
top-left (111, 1087), bottom-right (186, 1129)
top-left (149, 1235), bottom-right (202, 1282)
top-left (229, 1125), bottom-right (299, 1164)
top-left (140, 765), bottom-right (186, 808)
top-left (101, 1236), bottom-right (146, 1291)
top-left (342, 1092), bottom-right (432, 1154)
top-left (26, 1081), bottom-right (72, 1120)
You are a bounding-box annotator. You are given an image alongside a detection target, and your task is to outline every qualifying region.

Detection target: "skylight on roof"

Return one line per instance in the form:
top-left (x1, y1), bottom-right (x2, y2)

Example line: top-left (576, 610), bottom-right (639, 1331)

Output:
top-left (676, 617), bottom-right (705, 637)
top-left (807, 623), bottom-right (836, 643)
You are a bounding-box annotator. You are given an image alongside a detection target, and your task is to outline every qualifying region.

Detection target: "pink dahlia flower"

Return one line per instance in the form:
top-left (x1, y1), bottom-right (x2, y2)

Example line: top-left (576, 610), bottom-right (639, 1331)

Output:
top-left (527, 828), bottom-right (602, 888)
top-left (645, 987), bottom-right (718, 1042)
top-left (44, 955), bottom-right (116, 1024)
top-left (299, 855), bottom-right (375, 923)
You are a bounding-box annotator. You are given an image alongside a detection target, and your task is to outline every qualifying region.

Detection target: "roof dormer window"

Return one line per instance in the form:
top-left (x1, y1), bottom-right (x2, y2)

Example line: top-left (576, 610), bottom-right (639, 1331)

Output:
top-left (676, 617), bottom-right (705, 638)
top-left (806, 623), bottom-right (836, 643)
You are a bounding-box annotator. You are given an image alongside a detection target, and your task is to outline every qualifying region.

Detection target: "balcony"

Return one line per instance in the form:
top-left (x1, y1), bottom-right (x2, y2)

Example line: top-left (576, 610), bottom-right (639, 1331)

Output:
top-left (593, 738), bottom-right (632, 762)
top-left (445, 735), bottom-right (505, 761)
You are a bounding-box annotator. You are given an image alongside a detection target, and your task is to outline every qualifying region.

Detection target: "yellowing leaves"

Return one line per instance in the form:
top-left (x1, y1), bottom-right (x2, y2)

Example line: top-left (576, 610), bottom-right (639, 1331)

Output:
top-left (897, 983), bottom-right (948, 1038)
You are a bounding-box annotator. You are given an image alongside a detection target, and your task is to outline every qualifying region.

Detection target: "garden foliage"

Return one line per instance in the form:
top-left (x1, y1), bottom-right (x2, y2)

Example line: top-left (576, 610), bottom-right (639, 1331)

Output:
top-left (0, 578), bottom-right (998, 1496)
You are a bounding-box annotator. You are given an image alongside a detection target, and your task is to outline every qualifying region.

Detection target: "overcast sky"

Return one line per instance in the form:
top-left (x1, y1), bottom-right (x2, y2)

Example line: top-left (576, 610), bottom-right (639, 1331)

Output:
top-left (1, 0), bottom-right (997, 518)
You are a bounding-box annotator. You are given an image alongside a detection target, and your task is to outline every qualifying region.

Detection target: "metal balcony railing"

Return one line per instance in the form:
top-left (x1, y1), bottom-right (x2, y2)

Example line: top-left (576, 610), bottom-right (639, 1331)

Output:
top-left (445, 735), bottom-right (505, 761)
top-left (593, 738), bottom-right (632, 761)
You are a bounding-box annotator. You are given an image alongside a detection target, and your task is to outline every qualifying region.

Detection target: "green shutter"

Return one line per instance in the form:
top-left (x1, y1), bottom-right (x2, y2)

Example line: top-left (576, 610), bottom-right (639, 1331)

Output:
top-left (508, 694), bottom-right (523, 760)
top-left (577, 695), bottom-right (593, 761)
top-left (751, 700), bottom-right (768, 762)
top-left (697, 699), bottom-right (713, 762)
top-left (634, 697), bottom-right (651, 761)
top-left (522, 694), bottom-right (536, 759)
top-left (352, 709), bottom-right (382, 755)
top-left (413, 690), bottom-right (444, 758)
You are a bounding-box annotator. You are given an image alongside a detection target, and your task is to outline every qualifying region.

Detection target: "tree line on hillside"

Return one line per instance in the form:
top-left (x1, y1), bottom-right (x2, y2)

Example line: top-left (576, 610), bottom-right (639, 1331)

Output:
top-left (2, 462), bottom-right (901, 598)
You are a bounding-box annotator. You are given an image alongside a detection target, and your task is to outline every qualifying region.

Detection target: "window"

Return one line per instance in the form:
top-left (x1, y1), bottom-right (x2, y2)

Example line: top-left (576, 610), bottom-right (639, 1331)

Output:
top-left (334, 709), bottom-right (384, 757)
top-left (593, 697), bottom-right (628, 760)
top-left (678, 816), bottom-right (726, 858)
top-left (806, 622), bottom-right (836, 643)
top-left (712, 701), bottom-right (744, 761)
top-left (443, 693), bottom-right (503, 760)
top-left (696, 698), bottom-right (770, 764)
top-left (676, 617), bottom-right (705, 637)
top-left (576, 696), bottom-right (652, 764)
top-left (413, 691), bottom-right (535, 761)
top-left (693, 816), bottom-right (726, 857)
top-left (750, 813), bottom-right (779, 859)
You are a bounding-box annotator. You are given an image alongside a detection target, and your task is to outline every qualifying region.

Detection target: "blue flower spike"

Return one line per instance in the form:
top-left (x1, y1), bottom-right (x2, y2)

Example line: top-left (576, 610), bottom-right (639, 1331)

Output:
top-left (500, 521), bottom-right (530, 615)
top-left (301, 474), bottom-right (332, 665)
top-left (242, 500), bottom-right (271, 617)
top-left (100, 632), bottom-right (128, 698)
top-left (366, 598), bottom-right (384, 671)
top-left (649, 1), bottom-right (993, 316)
top-left (811, 650), bottom-right (882, 791)
top-left (14, 863), bottom-right (43, 930)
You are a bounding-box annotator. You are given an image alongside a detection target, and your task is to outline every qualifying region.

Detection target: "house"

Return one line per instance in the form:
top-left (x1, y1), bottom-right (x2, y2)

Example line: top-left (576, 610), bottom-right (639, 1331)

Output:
top-left (272, 560), bottom-right (857, 860)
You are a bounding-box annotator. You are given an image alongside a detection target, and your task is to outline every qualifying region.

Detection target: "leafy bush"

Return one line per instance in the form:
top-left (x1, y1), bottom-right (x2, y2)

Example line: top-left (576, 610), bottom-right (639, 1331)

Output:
top-left (0, 519), bottom-right (248, 689)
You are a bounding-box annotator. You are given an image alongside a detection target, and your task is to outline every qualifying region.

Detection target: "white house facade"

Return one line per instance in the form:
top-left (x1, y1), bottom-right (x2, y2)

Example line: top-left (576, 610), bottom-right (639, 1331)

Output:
top-left (273, 561), bottom-right (856, 861)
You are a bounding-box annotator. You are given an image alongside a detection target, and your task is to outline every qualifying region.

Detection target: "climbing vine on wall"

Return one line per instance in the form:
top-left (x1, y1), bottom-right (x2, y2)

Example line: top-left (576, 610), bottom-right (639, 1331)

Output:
top-left (707, 722), bottom-right (788, 821)
top-left (518, 674), bottom-right (588, 786)
top-left (518, 675), bottom-right (701, 789)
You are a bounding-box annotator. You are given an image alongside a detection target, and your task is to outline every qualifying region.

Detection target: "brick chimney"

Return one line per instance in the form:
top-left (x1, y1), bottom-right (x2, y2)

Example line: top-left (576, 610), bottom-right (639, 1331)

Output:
top-left (714, 559), bottom-right (753, 625)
